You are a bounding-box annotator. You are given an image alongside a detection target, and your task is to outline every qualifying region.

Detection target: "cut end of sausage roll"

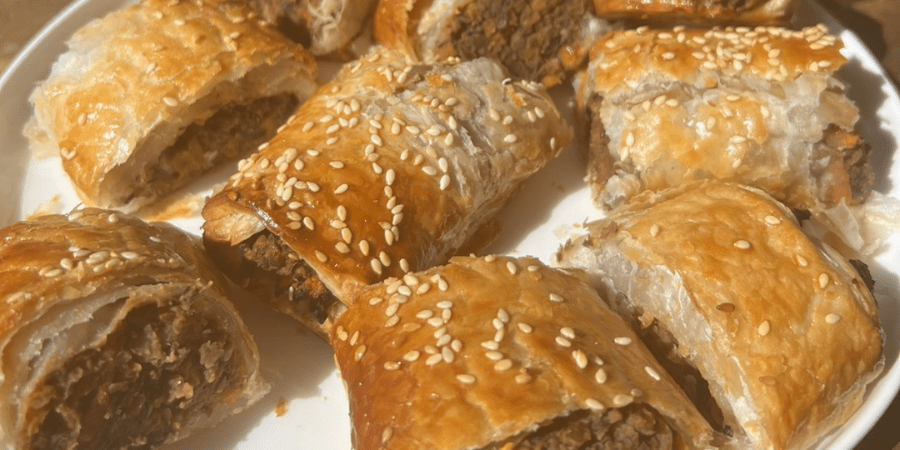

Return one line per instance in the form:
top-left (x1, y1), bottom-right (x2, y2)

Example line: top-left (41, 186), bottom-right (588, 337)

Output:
top-left (247, 0), bottom-right (378, 57)
top-left (573, 24), bottom-right (872, 213)
top-left (374, 0), bottom-right (616, 85)
top-left (589, 0), bottom-right (802, 26)
top-left (556, 181), bottom-right (884, 450)
top-left (331, 255), bottom-right (720, 450)
top-left (25, 0), bottom-right (318, 213)
top-left (0, 208), bottom-right (267, 450)
top-left (201, 46), bottom-right (571, 335)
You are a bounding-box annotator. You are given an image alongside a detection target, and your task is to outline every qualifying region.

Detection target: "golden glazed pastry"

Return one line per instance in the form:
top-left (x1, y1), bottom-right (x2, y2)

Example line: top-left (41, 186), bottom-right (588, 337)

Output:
top-left (556, 181), bottom-right (884, 450)
top-left (591, 0), bottom-right (801, 25)
top-left (25, 0), bottom-right (318, 213)
top-left (574, 24), bottom-right (872, 213)
top-left (202, 46), bottom-right (571, 335)
top-left (0, 208), bottom-right (267, 450)
top-left (373, 0), bottom-right (615, 85)
top-left (247, 0), bottom-right (377, 56)
top-left (331, 255), bottom-right (720, 450)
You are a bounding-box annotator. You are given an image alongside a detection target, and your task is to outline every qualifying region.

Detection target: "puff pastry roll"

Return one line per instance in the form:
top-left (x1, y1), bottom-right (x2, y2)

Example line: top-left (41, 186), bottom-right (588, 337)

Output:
top-left (373, 0), bottom-right (615, 85)
top-left (248, 0), bottom-right (377, 56)
top-left (202, 47), bottom-right (570, 334)
top-left (591, 0), bottom-right (800, 25)
top-left (25, 0), bottom-right (318, 212)
top-left (0, 208), bottom-right (267, 450)
top-left (574, 25), bottom-right (872, 213)
top-left (556, 181), bottom-right (884, 450)
top-left (331, 255), bottom-right (719, 450)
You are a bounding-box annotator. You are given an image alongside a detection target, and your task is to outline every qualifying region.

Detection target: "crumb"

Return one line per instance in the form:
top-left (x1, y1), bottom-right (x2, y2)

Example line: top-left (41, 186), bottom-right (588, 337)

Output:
top-left (275, 397), bottom-right (289, 417)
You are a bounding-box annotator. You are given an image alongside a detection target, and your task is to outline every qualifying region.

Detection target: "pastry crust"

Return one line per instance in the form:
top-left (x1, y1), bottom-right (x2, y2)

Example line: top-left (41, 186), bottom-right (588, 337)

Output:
top-left (201, 46), bottom-right (570, 334)
top-left (556, 181), bottom-right (884, 450)
top-left (0, 208), bottom-right (267, 450)
top-left (573, 24), bottom-right (872, 213)
top-left (331, 255), bottom-right (719, 450)
top-left (373, 0), bottom-right (615, 85)
top-left (590, 0), bottom-right (801, 25)
top-left (25, 0), bottom-right (318, 213)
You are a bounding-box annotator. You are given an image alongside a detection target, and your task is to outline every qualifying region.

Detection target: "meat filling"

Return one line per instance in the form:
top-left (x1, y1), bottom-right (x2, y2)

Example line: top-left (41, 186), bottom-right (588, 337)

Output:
top-left (235, 231), bottom-right (339, 326)
top-left (812, 124), bottom-right (873, 205)
top-left (136, 93), bottom-right (299, 203)
top-left (450, 0), bottom-right (591, 82)
top-left (489, 404), bottom-right (674, 450)
top-left (25, 298), bottom-right (240, 450)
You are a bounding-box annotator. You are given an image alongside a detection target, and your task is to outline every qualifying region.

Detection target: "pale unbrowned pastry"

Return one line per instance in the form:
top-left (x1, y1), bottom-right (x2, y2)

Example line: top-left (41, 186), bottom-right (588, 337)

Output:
top-left (201, 46), bottom-right (571, 335)
top-left (573, 24), bottom-right (872, 213)
top-left (25, 0), bottom-right (318, 213)
top-left (331, 255), bottom-right (721, 450)
top-left (0, 208), bottom-right (267, 450)
top-left (556, 181), bottom-right (884, 450)
top-left (590, 0), bottom-right (801, 25)
top-left (373, 0), bottom-right (616, 85)
top-left (247, 0), bottom-right (377, 56)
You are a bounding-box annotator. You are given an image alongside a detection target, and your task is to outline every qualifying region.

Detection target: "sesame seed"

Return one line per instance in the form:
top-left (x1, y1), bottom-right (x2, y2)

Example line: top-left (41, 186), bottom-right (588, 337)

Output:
top-left (163, 96), bottom-right (178, 106)
top-left (494, 359), bottom-right (513, 371)
top-left (517, 323), bottom-right (533, 333)
top-left (382, 428), bottom-right (393, 444)
top-left (549, 293), bottom-right (563, 302)
top-left (425, 354), bottom-right (443, 366)
top-left (614, 337), bottom-right (632, 346)
top-left (613, 394), bottom-right (634, 407)
top-left (457, 374), bottom-right (476, 384)
top-left (555, 336), bottom-right (572, 347)
top-left (325, 137), bottom-right (338, 145)
top-left (797, 255), bottom-right (809, 267)
top-left (481, 340), bottom-right (499, 350)
top-left (385, 169), bottom-right (396, 185)
top-left (595, 368), bottom-right (608, 384)
top-left (560, 327), bottom-right (576, 339)
top-left (734, 240), bottom-right (751, 249)
top-left (573, 350), bottom-right (588, 369)
top-left (586, 398), bottom-right (604, 410)
top-left (758, 320), bottom-right (771, 336)
top-left (371, 259), bottom-right (383, 274)
top-left (442, 347), bottom-right (455, 363)
top-left (403, 350), bottom-right (421, 362)
top-left (818, 273), bottom-right (830, 288)
top-left (303, 217), bottom-right (315, 230)
top-left (645, 366), bottom-right (662, 381)
top-left (492, 318), bottom-right (504, 330)
top-left (354, 345), bottom-right (367, 361)
top-left (625, 132), bottom-right (635, 146)
top-left (485, 351), bottom-right (503, 361)
top-left (506, 261), bottom-right (518, 275)
top-left (515, 373), bottom-right (532, 384)
top-left (503, 134), bottom-right (518, 143)
top-left (650, 224), bottom-right (660, 237)
top-left (764, 215), bottom-right (781, 225)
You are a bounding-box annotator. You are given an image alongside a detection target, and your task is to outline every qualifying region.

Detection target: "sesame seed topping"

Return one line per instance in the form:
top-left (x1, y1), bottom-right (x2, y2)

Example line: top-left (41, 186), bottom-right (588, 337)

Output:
top-left (826, 313), bottom-right (841, 324)
top-left (515, 373), bottom-right (532, 384)
top-left (503, 134), bottom-right (518, 143)
top-left (764, 215), bottom-right (781, 225)
top-left (457, 374), bottom-right (476, 384)
top-left (625, 132), bottom-right (635, 146)
top-left (506, 261), bottom-right (518, 275)
top-left (549, 293), bottom-right (563, 302)
top-left (650, 224), bottom-right (660, 237)
top-left (797, 255), bottom-right (809, 267)
top-left (517, 323), bottom-right (533, 333)
top-left (758, 320), bottom-right (771, 336)
top-left (354, 345), bottom-right (367, 361)
top-left (494, 359), bottom-right (513, 371)
top-left (586, 398), bottom-right (604, 410)
top-left (163, 96), bottom-right (178, 106)
top-left (573, 350), bottom-right (588, 369)
top-left (560, 327), bottom-right (576, 339)
top-left (403, 350), bottom-right (421, 362)
top-left (613, 394), bottom-right (634, 407)
top-left (425, 354), bottom-right (443, 366)
top-left (614, 337), bottom-right (632, 346)
top-left (645, 366), bottom-right (662, 381)
top-left (382, 428), bottom-right (393, 444)
top-left (555, 336), bottom-right (572, 347)
top-left (818, 273), bottom-right (831, 288)
top-left (371, 259), bottom-right (383, 275)
top-left (485, 351), bottom-right (504, 361)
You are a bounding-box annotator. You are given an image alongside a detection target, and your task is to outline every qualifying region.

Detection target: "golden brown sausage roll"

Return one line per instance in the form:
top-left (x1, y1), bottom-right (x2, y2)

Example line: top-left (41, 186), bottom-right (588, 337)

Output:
top-left (574, 24), bottom-right (872, 213)
top-left (556, 181), bottom-right (884, 450)
top-left (248, 0), bottom-right (378, 57)
top-left (0, 208), bottom-right (267, 450)
top-left (25, 0), bottom-right (318, 213)
top-left (201, 46), bottom-right (571, 335)
top-left (331, 255), bottom-right (720, 450)
top-left (590, 0), bottom-right (801, 25)
top-left (373, 0), bottom-right (616, 85)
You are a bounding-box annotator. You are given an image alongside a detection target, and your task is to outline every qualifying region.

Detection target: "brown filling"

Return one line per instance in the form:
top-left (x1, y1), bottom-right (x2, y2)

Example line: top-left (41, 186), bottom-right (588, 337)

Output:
top-left (133, 94), bottom-right (299, 205)
top-left (24, 297), bottom-right (239, 450)
top-left (449, 0), bottom-right (591, 82)
top-left (704, 0), bottom-right (767, 13)
top-left (812, 124), bottom-right (873, 206)
top-left (489, 404), bottom-right (674, 450)
top-left (225, 231), bottom-right (339, 327)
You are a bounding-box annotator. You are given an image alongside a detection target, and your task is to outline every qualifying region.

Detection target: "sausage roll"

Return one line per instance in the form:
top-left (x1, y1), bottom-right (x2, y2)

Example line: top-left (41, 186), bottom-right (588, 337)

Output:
top-left (331, 255), bottom-right (720, 450)
top-left (373, 0), bottom-right (615, 85)
top-left (0, 208), bottom-right (267, 450)
top-left (556, 181), bottom-right (884, 450)
top-left (591, 0), bottom-right (800, 25)
top-left (201, 46), bottom-right (570, 334)
top-left (247, 0), bottom-right (377, 57)
top-left (574, 24), bottom-right (872, 213)
top-left (25, 0), bottom-right (318, 213)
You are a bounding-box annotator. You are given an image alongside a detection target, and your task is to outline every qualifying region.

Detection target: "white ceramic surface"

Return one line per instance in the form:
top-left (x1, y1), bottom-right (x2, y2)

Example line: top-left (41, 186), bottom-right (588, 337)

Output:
top-left (0, 0), bottom-right (897, 448)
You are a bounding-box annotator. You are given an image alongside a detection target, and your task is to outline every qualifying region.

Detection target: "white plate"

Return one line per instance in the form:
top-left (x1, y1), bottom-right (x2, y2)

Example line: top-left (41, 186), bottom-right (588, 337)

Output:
top-left (0, 0), bottom-right (898, 449)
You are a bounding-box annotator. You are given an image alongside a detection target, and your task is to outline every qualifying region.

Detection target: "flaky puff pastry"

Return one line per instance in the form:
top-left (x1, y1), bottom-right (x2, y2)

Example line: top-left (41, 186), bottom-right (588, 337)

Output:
top-left (556, 181), bottom-right (884, 450)
top-left (373, 0), bottom-right (616, 85)
top-left (25, 0), bottom-right (318, 213)
top-left (202, 46), bottom-right (570, 334)
top-left (0, 208), bottom-right (267, 450)
top-left (248, 0), bottom-right (378, 57)
top-left (590, 0), bottom-right (800, 25)
top-left (574, 25), bottom-right (872, 213)
top-left (332, 255), bottom-right (720, 450)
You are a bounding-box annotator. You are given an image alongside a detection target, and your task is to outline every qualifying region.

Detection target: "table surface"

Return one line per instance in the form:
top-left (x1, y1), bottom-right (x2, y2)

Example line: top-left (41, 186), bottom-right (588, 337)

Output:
top-left (0, 1), bottom-right (898, 449)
